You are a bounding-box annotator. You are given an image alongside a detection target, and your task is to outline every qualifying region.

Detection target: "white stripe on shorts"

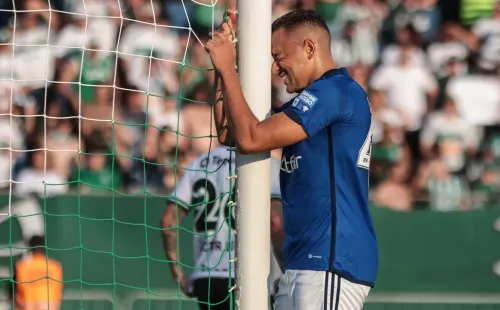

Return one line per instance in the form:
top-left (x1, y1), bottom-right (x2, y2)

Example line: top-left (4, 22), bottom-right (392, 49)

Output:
top-left (274, 270), bottom-right (371, 310)
top-left (324, 272), bottom-right (371, 310)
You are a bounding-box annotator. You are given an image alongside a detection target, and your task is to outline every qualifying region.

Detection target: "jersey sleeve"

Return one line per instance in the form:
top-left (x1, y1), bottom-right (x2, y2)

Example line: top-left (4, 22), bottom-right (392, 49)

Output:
top-left (167, 168), bottom-right (194, 212)
top-left (272, 100), bottom-right (294, 114)
top-left (270, 158), bottom-right (282, 200)
top-left (283, 83), bottom-right (346, 137)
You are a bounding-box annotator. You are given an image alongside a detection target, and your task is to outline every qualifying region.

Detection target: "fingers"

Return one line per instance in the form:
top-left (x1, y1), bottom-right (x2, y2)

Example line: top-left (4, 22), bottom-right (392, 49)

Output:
top-left (208, 29), bottom-right (234, 43)
top-left (211, 23), bottom-right (233, 39)
top-left (215, 29), bottom-right (230, 42)
top-left (205, 39), bottom-right (215, 52)
top-left (204, 33), bottom-right (228, 52)
top-left (220, 23), bottom-right (231, 34)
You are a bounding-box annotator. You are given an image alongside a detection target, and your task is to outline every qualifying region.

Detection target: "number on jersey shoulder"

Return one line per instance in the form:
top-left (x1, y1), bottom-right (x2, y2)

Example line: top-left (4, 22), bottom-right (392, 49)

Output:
top-left (357, 128), bottom-right (372, 170)
top-left (191, 179), bottom-right (236, 234)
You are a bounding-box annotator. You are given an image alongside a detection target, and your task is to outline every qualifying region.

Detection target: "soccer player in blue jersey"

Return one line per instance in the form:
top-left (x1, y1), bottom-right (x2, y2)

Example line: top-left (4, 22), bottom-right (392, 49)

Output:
top-left (206, 9), bottom-right (378, 310)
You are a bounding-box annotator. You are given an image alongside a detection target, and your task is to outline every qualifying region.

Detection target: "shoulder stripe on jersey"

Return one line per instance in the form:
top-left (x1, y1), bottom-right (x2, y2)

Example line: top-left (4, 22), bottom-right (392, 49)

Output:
top-left (166, 198), bottom-right (191, 212)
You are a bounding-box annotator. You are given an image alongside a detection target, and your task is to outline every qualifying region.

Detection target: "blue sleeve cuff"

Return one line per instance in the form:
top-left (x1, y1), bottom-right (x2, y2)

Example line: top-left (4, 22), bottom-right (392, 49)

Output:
top-left (284, 109), bottom-right (310, 137)
top-left (273, 101), bottom-right (293, 114)
top-left (271, 195), bottom-right (282, 201)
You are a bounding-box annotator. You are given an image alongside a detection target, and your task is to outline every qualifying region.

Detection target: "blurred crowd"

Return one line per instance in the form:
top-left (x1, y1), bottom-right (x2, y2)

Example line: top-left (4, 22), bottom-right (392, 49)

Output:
top-left (1, 0), bottom-right (500, 212)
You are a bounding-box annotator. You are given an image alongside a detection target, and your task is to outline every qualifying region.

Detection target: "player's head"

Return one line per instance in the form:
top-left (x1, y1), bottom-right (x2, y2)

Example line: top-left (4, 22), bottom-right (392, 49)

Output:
top-left (271, 9), bottom-right (332, 93)
top-left (28, 235), bottom-right (45, 254)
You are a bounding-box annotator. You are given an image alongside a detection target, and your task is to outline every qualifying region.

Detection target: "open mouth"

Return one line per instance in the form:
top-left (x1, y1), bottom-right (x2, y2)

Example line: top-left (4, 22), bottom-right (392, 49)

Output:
top-left (279, 70), bottom-right (288, 84)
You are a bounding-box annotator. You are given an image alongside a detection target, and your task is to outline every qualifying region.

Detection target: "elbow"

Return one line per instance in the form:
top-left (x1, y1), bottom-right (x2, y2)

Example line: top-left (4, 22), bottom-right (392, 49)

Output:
top-left (237, 141), bottom-right (259, 155)
top-left (235, 123), bottom-right (263, 154)
top-left (271, 215), bottom-right (283, 235)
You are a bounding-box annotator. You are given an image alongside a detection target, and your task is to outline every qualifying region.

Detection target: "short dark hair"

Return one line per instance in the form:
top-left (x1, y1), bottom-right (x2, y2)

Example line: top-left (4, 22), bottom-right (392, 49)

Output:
top-left (272, 9), bottom-right (330, 36)
top-left (28, 235), bottom-right (45, 249)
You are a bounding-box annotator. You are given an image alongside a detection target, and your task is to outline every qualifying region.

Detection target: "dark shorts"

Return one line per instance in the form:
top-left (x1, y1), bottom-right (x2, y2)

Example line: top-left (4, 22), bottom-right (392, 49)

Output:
top-left (192, 277), bottom-right (234, 310)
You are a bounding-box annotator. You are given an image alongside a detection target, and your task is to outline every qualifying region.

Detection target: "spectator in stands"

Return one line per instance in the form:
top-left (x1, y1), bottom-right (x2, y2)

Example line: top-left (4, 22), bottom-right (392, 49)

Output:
top-left (80, 84), bottom-right (114, 138)
top-left (0, 100), bottom-right (25, 190)
top-left (414, 160), bottom-right (471, 211)
top-left (445, 67), bottom-right (500, 130)
top-left (118, 1), bottom-right (179, 81)
top-left (349, 62), bottom-right (370, 90)
top-left (56, 43), bottom-right (114, 122)
top-left (380, 24), bottom-right (428, 67)
top-left (471, 163), bottom-right (500, 208)
top-left (46, 119), bottom-right (79, 180)
top-left (333, 0), bottom-right (384, 64)
top-left (370, 46), bottom-right (438, 173)
top-left (158, 125), bottom-right (193, 191)
top-left (370, 90), bottom-right (406, 144)
top-left (12, 0), bottom-right (58, 52)
top-left (395, 0), bottom-right (440, 44)
top-left (471, 0), bottom-right (500, 73)
top-left (14, 149), bottom-right (68, 197)
top-left (331, 20), bottom-right (375, 68)
top-left (10, 0), bottom-right (57, 106)
top-left (420, 96), bottom-right (478, 176)
top-left (427, 25), bottom-right (469, 79)
top-left (0, 30), bottom-right (13, 95)
top-left (55, 3), bottom-right (117, 59)
top-left (71, 145), bottom-right (122, 194)
top-left (181, 83), bottom-right (220, 156)
top-left (371, 118), bottom-right (412, 187)
top-left (433, 57), bottom-right (468, 110)
top-left (127, 129), bottom-right (167, 194)
top-left (372, 164), bottom-right (413, 211)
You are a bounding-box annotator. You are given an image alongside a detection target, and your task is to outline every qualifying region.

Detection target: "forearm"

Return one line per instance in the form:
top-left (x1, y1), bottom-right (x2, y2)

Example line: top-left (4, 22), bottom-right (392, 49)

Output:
top-left (271, 233), bottom-right (285, 272)
top-left (213, 72), bottom-right (233, 145)
top-left (162, 230), bottom-right (182, 277)
top-left (220, 69), bottom-right (259, 149)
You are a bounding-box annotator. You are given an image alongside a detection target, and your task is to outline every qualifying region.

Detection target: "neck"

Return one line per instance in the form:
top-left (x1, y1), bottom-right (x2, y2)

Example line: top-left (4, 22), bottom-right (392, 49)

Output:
top-left (309, 59), bottom-right (337, 85)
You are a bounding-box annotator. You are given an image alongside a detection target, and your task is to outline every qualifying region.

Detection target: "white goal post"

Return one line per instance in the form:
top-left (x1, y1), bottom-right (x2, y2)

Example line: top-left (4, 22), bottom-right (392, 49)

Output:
top-left (235, 0), bottom-right (273, 309)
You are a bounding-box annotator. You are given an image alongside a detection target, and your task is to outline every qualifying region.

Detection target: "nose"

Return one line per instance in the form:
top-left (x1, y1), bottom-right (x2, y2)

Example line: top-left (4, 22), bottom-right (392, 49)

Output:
top-left (272, 61), bottom-right (280, 75)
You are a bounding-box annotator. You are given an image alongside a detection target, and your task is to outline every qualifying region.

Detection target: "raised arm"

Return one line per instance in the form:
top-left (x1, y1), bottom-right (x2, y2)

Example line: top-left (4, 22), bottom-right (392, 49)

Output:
top-left (213, 71), bottom-right (233, 146)
top-left (206, 25), bottom-right (309, 154)
top-left (219, 69), bottom-right (307, 154)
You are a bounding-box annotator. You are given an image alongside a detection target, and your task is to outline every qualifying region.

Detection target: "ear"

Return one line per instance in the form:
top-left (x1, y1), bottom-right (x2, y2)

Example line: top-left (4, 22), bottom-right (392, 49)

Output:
top-left (303, 39), bottom-right (315, 60)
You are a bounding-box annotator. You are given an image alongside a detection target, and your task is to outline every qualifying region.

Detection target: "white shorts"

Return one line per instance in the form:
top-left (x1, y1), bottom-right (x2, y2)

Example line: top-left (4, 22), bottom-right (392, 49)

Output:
top-left (274, 270), bottom-right (371, 310)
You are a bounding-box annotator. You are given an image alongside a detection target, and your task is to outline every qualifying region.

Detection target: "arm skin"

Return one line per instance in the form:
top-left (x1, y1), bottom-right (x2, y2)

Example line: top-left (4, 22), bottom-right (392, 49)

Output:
top-left (161, 203), bottom-right (188, 281)
top-left (219, 69), bottom-right (308, 154)
top-left (212, 72), bottom-right (233, 146)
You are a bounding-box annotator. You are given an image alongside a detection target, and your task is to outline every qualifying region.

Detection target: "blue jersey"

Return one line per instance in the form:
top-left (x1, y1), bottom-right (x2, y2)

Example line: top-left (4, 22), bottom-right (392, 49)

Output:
top-left (275, 68), bottom-right (378, 287)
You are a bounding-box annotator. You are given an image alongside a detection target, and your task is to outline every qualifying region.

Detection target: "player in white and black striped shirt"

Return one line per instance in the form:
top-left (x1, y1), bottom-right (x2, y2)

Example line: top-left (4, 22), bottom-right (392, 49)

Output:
top-left (161, 146), bottom-right (283, 310)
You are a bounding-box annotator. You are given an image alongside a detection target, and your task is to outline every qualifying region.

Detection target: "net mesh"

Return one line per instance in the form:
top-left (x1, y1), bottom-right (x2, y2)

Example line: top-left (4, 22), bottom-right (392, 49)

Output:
top-left (0, 0), bottom-right (235, 309)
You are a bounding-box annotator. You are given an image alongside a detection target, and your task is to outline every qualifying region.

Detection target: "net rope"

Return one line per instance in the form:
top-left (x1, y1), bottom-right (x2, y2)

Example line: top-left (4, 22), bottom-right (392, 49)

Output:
top-left (0, 0), bottom-right (235, 309)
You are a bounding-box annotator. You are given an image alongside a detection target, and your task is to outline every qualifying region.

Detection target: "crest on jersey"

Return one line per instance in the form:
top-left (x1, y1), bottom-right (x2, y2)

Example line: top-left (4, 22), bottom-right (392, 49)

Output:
top-left (293, 90), bottom-right (317, 113)
top-left (298, 91), bottom-right (318, 107)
